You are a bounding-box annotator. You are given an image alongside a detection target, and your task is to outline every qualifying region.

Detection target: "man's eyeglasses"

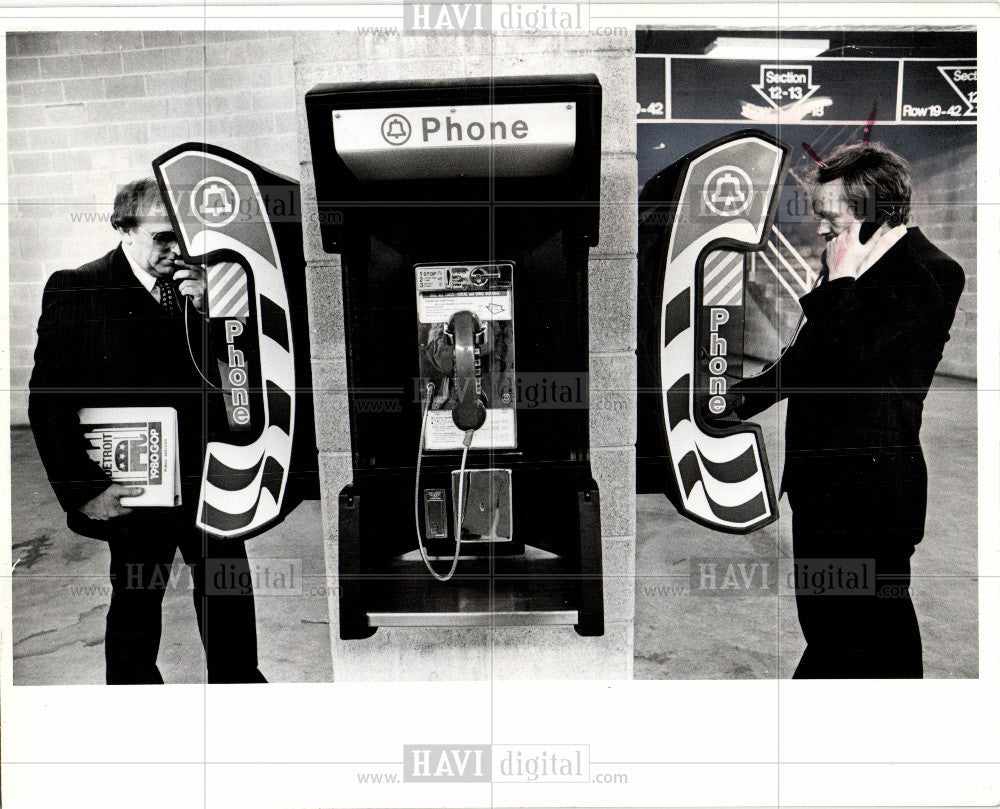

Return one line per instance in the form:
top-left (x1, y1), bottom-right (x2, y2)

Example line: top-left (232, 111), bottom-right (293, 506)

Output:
top-left (135, 224), bottom-right (177, 246)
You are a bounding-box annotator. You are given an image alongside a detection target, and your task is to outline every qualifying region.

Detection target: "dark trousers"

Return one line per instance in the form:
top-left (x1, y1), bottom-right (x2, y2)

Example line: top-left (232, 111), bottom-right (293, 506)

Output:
top-left (104, 513), bottom-right (266, 685)
top-left (789, 489), bottom-right (923, 679)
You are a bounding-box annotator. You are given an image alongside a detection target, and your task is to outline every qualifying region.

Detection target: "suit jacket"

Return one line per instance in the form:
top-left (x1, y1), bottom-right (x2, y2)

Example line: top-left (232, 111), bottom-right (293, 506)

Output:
top-left (735, 228), bottom-right (964, 538)
top-left (28, 246), bottom-right (212, 539)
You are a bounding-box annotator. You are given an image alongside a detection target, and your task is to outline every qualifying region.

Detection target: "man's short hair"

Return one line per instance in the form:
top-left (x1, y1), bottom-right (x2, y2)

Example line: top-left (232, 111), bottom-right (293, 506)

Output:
top-left (814, 143), bottom-right (912, 226)
top-left (110, 178), bottom-right (163, 232)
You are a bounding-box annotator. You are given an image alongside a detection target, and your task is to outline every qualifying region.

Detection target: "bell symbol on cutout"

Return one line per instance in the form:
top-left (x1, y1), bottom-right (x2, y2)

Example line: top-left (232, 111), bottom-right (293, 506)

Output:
top-left (710, 173), bottom-right (746, 209)
top-left (702, 165), bottom-right (754, 218)
top-left (199, 184), bottom-right (234, 217)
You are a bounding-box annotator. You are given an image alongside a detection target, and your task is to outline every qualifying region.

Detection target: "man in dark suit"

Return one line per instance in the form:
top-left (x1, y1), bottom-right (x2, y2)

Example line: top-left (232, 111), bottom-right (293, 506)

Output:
top-left (28, 179), bottom-right (267, 684)
top-left (736, 144), bottom-right (965, 678)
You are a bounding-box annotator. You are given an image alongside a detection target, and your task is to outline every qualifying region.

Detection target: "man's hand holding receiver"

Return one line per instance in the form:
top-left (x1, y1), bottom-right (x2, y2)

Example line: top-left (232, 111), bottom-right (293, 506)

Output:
top-left (825, 220), bottom-right (877, 282)
top-left (171, 259), bottom-right (207, 312)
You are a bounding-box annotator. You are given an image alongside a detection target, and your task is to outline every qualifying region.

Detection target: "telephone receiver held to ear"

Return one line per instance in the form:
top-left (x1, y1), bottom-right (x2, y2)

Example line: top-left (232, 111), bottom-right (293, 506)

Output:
top-left (859, 184), bottom-right (900, 245)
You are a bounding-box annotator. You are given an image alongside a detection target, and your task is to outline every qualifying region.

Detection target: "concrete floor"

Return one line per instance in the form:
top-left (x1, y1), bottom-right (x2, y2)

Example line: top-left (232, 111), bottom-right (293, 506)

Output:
top-left (634, 377), bottom-right (980, 679)
top-left (10, 427), bottom-right (332, 684)
top-left (10, 377), bottom-right (978, 683)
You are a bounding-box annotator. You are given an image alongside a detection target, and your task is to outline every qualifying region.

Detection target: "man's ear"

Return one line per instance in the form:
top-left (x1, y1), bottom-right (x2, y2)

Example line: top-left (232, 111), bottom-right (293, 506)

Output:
top-left (119, 227), bottom-right (136, 247)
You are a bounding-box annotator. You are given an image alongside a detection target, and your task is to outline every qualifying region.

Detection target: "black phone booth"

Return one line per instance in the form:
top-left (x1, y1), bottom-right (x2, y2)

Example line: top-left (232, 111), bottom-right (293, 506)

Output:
top-left (305, 75), bottom-right (605, 639)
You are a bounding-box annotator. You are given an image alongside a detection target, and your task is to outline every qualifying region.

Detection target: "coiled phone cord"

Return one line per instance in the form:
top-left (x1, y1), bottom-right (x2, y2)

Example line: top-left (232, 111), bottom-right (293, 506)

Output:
top-left (414, 382), bottom-right (474, 582)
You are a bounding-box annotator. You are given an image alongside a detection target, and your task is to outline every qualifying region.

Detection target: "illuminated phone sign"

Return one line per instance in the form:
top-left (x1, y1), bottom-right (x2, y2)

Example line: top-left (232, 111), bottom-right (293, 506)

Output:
top-left (381, 110), bottom-right (531, 145)
top-left (332, 101), bottom-right (576, 180)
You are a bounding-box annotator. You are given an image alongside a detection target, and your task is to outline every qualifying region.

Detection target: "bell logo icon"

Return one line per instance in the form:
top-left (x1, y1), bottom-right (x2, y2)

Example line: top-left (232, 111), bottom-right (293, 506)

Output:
top-left (191, 176), bottom-right (240, 227)
top-left (382, 114), bottom-right (412, 145)
top-left (703, 165), bottom-right (754, 218)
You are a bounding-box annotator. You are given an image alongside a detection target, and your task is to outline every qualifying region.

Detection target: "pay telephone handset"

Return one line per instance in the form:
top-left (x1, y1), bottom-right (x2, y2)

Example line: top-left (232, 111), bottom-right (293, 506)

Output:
top-left (413, 262), bottom-right (516, 581)
top-left (415, 262), bottom-right (516, 450)
top-left (446, 310), bottom-right (487, 432)
top-left (858, 182), bottom-right (901, 245)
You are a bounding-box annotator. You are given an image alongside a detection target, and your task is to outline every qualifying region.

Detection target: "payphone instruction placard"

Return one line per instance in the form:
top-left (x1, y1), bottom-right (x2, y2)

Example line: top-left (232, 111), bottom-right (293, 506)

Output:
top-left (416, 262), bottom-right (517, 451)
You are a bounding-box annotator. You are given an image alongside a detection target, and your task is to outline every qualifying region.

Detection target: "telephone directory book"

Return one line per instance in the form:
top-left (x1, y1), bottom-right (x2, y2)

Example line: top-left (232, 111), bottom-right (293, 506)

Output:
top-left (77, 407), bottom-right (181, 507)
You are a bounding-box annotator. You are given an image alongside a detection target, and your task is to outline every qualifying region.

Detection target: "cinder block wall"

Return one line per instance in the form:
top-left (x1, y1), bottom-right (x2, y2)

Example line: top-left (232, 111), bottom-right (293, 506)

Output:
top-left (294, 31), bottom-right (637, 680)
top-left (910, 142), bottom-right (978, 380)
top-left (7, 31), bottom-right (297, 425)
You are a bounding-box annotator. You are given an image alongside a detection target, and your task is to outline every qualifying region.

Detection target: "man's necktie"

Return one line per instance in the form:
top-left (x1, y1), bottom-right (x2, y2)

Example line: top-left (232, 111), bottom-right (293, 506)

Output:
top-left (155, 278), bottom-right (179, 316)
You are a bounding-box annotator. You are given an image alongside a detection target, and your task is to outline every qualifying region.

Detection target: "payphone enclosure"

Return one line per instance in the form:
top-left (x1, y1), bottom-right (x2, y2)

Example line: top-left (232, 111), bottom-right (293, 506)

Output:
top-left (636, 130), bottom-right (791, 534)
top-left (152, 143), bottom-right (319, 539)
top-left (306, 75), bottom-right (605, 639)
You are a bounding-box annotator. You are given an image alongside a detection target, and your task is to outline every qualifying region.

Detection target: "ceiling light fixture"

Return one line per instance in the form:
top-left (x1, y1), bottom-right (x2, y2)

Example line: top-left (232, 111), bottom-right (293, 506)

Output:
top-left (703, 37), bottom-right (831, 60)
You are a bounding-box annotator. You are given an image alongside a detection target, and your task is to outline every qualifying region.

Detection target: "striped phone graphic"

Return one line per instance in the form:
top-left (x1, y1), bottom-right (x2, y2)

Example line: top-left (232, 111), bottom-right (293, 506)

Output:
top-left (153, 144), bottom-right (305, 539)
top-left (638, 131), bottom-right (791, 533)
